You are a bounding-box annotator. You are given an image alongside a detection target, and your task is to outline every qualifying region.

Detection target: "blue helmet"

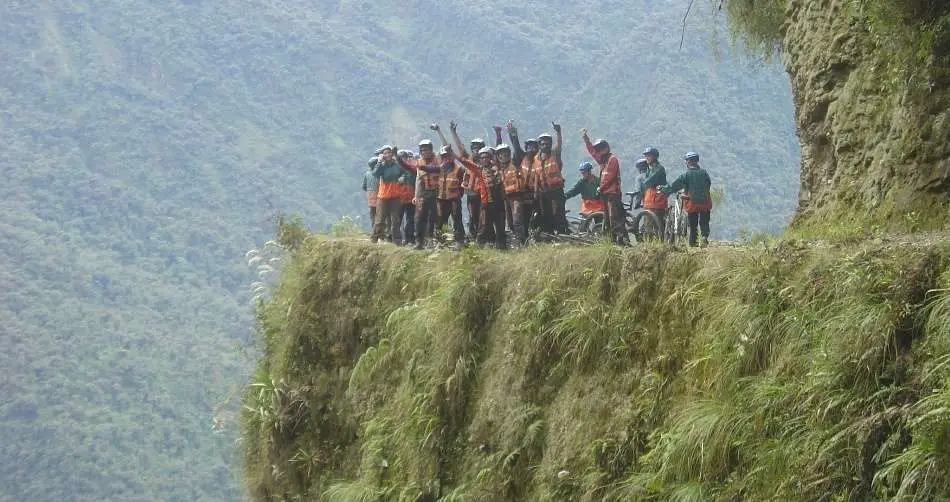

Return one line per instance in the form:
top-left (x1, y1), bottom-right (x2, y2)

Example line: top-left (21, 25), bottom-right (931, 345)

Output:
top-left (684, 151), bottom-right (700, 162)
top-left (635, 158), bottom-right (649, 170)
top-left (642, 147), bottom-right (659, 158)
top-left (578, 162), bottom-right (594, 172)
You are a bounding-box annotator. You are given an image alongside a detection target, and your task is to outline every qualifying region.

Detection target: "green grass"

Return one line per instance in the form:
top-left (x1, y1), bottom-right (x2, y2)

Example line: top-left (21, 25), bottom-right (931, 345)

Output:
top-left (240, 232), bottom-right (950, 501)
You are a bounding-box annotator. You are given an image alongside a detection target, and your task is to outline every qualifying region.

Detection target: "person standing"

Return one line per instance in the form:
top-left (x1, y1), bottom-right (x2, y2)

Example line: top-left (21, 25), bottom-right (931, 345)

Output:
top-left (363, 156), bottom-right (380, 228)
top-left (372, 145), bottom-right (414, 244)
top-left (564, 162), bottom-right (606, 232)
top-left (662, 152), bottom-right (713, 247)
top-left (435, 145), bottom-right (466, 245)
top-left (582, 130), bottom-right (629, 244)
top-left (449, 122), bottom-right (486, 241)
top-left (641, 147), bottom-right (668, 230)
top-left (400, 140), bottom-right (442, 249)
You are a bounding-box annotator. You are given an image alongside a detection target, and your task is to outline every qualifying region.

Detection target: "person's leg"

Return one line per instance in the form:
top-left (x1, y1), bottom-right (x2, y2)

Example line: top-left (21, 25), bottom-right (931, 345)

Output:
top-left (391, 200), bottom-right (404, 244)
top-left (699, 211), bottom-right (710, 246)
top-left (506, 199), bottom-right (515, 233)
top-left (687, 211), bottom-right (699, 247)
top-left (555, 194), bottom-right (569, 234)
top-left (510, 198), bottom-right (526, 245)
top-left (403, 203), bottom-right (415, 245)
top-left (468, 195), bottom-right (481, 240)
top-left (414, 200), bottom-right (427, 249)
top-left (492, 201), bottom-right (508, 250)
top-left (609, 194), bottom-right (629, 244)
top-left (372, 199), bottom-right (390, 243)
top-left (451, 199), bottom-right (465, 244)
top-left (653, 209), bottom-right (667, 240)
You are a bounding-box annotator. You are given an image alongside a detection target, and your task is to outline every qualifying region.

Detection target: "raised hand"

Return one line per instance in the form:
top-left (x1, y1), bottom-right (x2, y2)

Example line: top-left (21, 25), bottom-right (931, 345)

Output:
top-left (430, 123), bottom-right (440, 131)
top-left (449, 121), bottom-right (458, 132)
top-left (552, 121), bottom-right (561, 133)
top-left (580, 128), bottom-right (588, 137)
top-left (493, 125), bottom-right (502, 134)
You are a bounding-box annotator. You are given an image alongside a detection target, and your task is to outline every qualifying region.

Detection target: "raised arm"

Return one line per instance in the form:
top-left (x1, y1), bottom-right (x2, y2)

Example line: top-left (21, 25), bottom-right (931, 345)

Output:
top-left (507, 121), bottom-right (524, 166)
top-left (581, 129), bottom-right (598, 161)
top-left (494, 125), bottom-right (504, 146)
top-left (395, 154), bottom-right (418, 174)
top-left (552, 121), bottom-right (563, 165)
top-left (450, 121), bottom-right (468, 159)
top-left (431, 123), bottom-right (450, 148)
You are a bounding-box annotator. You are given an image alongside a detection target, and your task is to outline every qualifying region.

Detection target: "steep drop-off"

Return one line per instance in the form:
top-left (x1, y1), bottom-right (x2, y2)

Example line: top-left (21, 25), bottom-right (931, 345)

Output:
top-left (242, 235), bottom-right (950, 500)
top-left (776, 0), bottom-right (950, 229)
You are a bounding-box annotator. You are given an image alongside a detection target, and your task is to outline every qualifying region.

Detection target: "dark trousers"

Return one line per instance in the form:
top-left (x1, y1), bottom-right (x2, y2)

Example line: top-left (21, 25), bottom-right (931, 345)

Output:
top-left (478, 199), bottom-right (508, 250)
top-left (402, 203), bottom-right (415, 245)
top-left (508, 195), bottom-right (532, 245)
top-left (505, 199), bottom-right (515, 232)
top-left (555, 193), bottom-right (569, 234)
top-left (373, 198), bottom-right (403, 243)
top-left (369, 206), bottom-right (377, 229)
top-left (415, 197), bottom-right (438, 246)
top-left (604, 193), bottom-right (629, 244)
top-left (466, 193), bottom-right (481, 239)
top-left (651, 209), bottom-right (667, 238)
top-left (438, 198), bottom-right (465, 244)
top-left (687, 211), bottom-right (711, 246)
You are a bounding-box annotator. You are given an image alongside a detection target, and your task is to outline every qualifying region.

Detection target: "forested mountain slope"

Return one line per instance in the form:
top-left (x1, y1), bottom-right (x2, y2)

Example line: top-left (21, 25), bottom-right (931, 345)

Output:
top-left (0, 1), bottom-right (796, 500)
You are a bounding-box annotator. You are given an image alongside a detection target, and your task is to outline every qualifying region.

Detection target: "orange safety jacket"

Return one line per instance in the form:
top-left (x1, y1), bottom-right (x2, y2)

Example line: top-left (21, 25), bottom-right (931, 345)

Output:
top-left (502, 161), bottom-right (529, 194)
top-left (438, 164), bottom-right (464, 200)
top-left (416, 157), bottom-right (442, 192)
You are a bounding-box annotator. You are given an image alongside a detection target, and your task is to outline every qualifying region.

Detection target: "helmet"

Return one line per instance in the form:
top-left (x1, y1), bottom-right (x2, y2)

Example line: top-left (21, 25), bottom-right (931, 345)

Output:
top-left (397, 149), bottom-right (415, 159)
top-left (374, 147), bottom-right (384, 155)
top-left (684, 151), bottom-right (700, 162)
top-left (642, 147), bottom-right (659, 158)
top-left (524, 138), bottom-right (539, 146)
top-left (495, 143), bottom-right (511, 152)
top-left (380, 144), bottom-right (394, 153)
top-left (592, 139), bottom-right (610, 151)
top-left (537, 133), bottom-right (553, 141)
top-left (440, 145), bottom-right (452, 156)
top-left (578, 162), bottom-right (594, 172)
top-left (478, 146), bottom-right (495, 156)
top-left (418, 139), bottom-right (434, 148)
top-left (470, 137), bottom-right (486, 146)
top-left (635, 158), bottom-right (649, 169)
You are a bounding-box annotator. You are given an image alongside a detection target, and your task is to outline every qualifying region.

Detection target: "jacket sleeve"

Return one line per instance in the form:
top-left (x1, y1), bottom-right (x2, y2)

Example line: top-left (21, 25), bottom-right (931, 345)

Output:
top-left (564, 179), bottom-right (584, 199)
top-left (663, 173), bottom-right (688, 195)
top-left (583, 134), bottom-right (598, 160)
top-left (396, 156), bottom-right (418, 174)
top-left (509, 130), bottom-right (524, 167)
top-left (599, 156), bottom-right (620, 191)
top-left (362, 174), bottom-right (367, 192)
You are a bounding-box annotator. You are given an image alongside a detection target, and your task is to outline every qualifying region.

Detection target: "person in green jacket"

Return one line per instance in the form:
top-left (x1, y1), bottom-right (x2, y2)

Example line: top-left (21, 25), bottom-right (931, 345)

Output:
top-left (661, 151), bottom-right (712, 247)
top-left (363, 157), bottom-right (380, 228)
top-left (564, 162), bottom-right (606, 232)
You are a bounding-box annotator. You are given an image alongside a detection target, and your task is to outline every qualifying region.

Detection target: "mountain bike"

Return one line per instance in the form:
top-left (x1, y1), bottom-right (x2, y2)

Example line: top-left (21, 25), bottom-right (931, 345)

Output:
top-left (624, 191), bottom-right (663, 242)
top-left (664, 191), bottom-right (689, 245)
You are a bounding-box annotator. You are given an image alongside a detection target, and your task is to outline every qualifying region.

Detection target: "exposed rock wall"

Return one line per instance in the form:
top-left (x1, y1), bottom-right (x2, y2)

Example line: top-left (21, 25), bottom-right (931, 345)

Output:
top-left (782, 0), bottom-right (950, 228)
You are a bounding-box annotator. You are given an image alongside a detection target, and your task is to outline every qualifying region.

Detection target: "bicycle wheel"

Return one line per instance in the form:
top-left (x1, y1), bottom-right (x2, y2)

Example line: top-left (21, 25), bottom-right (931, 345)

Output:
top-left (632, 211), bottom-right (663, 242)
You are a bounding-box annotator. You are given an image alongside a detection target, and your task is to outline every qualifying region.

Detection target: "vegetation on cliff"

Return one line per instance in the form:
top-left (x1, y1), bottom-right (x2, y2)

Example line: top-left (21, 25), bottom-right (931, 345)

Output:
top-left (727, 0), bottom-right (950, 232)
top-left (241, 228), bottom-right (950, 501)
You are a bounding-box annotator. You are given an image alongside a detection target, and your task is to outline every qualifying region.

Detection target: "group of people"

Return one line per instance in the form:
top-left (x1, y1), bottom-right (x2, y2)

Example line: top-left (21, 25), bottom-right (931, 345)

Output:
top-left (360, 121), bottom-right (714, 250)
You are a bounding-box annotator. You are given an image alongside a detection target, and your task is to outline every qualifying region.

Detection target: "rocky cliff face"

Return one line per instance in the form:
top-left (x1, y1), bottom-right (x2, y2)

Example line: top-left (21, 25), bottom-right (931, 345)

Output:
top-left (782, 0), bottom-right (950, 230)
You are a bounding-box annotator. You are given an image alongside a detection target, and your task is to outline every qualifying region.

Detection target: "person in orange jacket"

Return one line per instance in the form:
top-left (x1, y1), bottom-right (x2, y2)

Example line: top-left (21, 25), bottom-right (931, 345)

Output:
top-left (641, 147), bottom-right (668, 230)
top-left (564, 162), bottom-right (606, 232)
top-left (450, 146), bottom-right (508, 250)
top-left (582, 129), bottom-right (629, 244)
top-left (449, 121), bottom-right (486, 241)
top-left (372, 145), bottom-right (415, 244)
top-left (531, 123), bottom-right (565, 234)
top-left (400, 139), bottom-right (443, 249)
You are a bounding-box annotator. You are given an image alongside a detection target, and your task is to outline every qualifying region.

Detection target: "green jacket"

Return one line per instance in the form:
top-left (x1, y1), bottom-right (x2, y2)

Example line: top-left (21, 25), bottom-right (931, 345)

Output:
top-left (565, 175), bottom-right (600, 200)
top-left (662, 166), bottom-right (712, 204)
top-left (373, 159), bottom-right (405, 183)
top-left (642, 162), bottom-right (667, 189)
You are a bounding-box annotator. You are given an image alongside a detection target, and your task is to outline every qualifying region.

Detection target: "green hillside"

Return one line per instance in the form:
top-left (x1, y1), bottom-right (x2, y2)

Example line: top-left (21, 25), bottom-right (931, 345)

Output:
top-left (0, 1), bottom-right (797, 500)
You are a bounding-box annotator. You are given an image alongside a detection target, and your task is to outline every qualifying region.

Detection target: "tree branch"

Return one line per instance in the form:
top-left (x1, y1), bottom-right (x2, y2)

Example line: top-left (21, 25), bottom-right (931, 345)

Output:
top-left (680, 0), bottom-right (696, 51)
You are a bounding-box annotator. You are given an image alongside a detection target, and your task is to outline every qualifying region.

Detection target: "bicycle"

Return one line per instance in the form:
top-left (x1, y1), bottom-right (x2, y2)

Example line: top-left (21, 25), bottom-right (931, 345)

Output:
top-left (664, 191), bottom-right (689, 245)
top-left (623, 191), bottom-right (663, 242)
